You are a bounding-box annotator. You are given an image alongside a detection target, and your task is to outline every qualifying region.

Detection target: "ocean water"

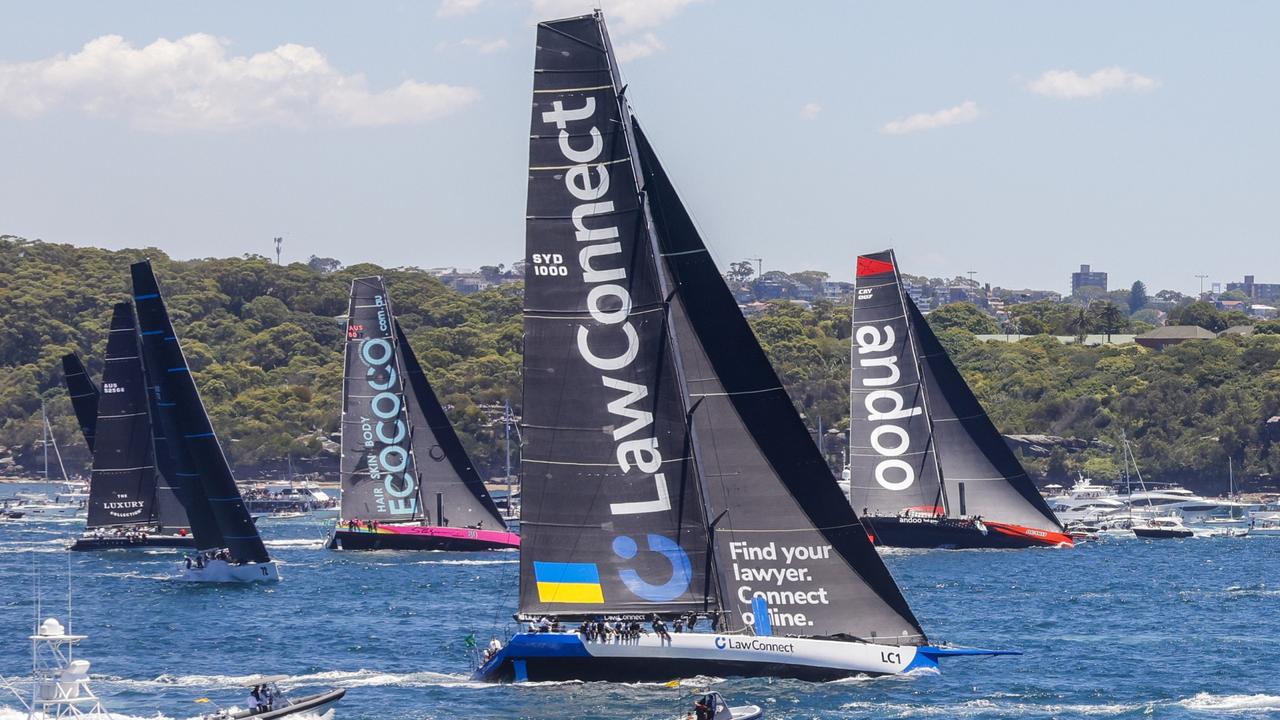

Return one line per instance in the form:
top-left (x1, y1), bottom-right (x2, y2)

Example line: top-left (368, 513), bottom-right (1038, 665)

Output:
top-left (2, 482), bottom-right (1277, 720)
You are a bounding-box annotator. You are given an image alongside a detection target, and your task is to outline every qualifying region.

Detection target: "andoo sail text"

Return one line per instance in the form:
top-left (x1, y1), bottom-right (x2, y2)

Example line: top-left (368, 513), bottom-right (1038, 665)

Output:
top-left (847, 250), bottom-right (1071, 549)
top-left (327, 276), bottom-right (517, 551)
top-left (474, 12), bottom-right (1014, 683)
top-left (69, 302), bottom-right (195, 551)
top-left (132, 260), bottom-right (279, 581)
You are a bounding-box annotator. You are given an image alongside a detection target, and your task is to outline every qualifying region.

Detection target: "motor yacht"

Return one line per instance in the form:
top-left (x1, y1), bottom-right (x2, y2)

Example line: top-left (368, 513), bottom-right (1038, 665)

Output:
top-left (242, 481), bottom-right (337, 517)
top-left (1045, 477), bottom-right (1126, 524)
top-left (1132, 515), bottom-right (1194, 539)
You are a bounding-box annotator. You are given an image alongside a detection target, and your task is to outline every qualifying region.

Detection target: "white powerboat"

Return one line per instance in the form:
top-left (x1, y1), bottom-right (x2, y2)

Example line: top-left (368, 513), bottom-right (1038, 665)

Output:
top-left (202, 675), bottom-right (344, 720)
top-left (684, 691), bottom-right (761, 720)
top-left (1045, 478), bottom-right (1126, 524)
top-left (9, 492), bottom-right (85, 518)
top-left (1121, 485), bottom-right (1247, 522)
top-left (1132, 515), bottom-right (1194, 539)
top-left (242, 481), bottom-right (337, 517)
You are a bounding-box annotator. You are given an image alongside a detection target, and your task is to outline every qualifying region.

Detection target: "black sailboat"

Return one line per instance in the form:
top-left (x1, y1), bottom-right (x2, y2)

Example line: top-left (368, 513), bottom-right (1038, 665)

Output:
top-left (475, 12), bottom-right (1012, 683)
top-left (847, 250), bottom-right (1072, 549)
top-left (68, 303), bottom-right (195, 551)
top-left (61, 353), bottom-right (99, 452)
top-left (327, 277), bottom-right (517, 551)
top-left (132, 260), bottom-right (278, 581)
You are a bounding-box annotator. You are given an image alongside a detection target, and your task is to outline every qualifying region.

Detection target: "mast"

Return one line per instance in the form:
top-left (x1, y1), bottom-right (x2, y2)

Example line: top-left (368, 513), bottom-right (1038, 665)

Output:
top-left (890, 263), bottom-right (949, 516)
top-left (595, 11), bottom-right (728, 622)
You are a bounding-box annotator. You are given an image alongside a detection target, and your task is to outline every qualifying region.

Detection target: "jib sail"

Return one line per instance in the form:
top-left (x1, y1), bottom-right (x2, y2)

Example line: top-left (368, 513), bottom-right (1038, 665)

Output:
top-left (61, 353), bottom-right (99, 452)
top-left (132, 260), bottom-right (268, 563)
top-left (397, 321), bottom-right (507, 531)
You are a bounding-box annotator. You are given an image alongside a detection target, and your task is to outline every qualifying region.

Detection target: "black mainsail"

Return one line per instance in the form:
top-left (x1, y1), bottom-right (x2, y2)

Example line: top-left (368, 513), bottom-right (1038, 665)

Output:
top-left (339, 277), bottom-right (423, 524)
top-left (848, 250), bottom-right (1065, 545)
top-left (515, 13), bottom-right (923, 641)
top-left (397, 321), bottom-right (507, 530)
top-left (331, 276), bottom-right (516, 550)
top-left (132, 260), bottom-right (268, 563)
top-left (84, 303), bottom-right (160, 529)
top-left (61, 353), bottom-right (99, 452)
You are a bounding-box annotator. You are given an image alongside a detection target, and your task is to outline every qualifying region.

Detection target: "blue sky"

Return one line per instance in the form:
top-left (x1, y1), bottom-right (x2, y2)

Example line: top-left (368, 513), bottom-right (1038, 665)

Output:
top-left (1, 1), bottom-right (1276, 294)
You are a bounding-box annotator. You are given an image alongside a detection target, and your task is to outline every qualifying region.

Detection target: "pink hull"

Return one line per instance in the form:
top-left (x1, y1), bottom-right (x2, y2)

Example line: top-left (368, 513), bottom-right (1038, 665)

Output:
top-left (376, 524), bottom-right (520, 547)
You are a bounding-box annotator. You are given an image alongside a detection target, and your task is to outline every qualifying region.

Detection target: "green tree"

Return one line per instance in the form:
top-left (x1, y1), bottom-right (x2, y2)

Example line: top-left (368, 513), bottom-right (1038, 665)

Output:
top-left (926, 302), bottom-right (999, 335)
top-left (1169, 300), bottom-right (1227, 332)
top-left (1129, 280), bottom-right (1148, 314)
top-left (1089, 300), bottom-right (1127, 341)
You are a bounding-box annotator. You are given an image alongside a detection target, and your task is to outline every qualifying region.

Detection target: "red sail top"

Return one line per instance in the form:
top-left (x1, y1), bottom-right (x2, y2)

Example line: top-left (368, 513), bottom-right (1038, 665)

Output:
top-left (856, 255), bottom-right (895, 277)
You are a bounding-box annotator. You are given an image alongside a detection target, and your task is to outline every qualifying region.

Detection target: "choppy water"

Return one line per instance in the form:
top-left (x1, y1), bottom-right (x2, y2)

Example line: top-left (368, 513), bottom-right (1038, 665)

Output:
top-left (2, 482), bottom-right (1277, 719)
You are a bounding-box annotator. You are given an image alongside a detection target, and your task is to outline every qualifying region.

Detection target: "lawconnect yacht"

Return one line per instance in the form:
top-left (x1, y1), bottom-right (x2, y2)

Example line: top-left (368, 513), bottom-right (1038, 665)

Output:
top-left (473, 12), bottom-right (1014, 683)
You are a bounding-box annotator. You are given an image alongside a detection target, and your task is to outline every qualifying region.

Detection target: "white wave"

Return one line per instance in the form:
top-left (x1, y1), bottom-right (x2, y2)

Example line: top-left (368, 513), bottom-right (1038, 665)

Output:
top-left (1178, 692), bottom-right (1280, 711)
top-left (839, 699), bottom-right (1146, 716)
top-left (117, 668), bottom-right (477, 691)
top-left (0, 706), bottom-right (173, 720)
top-left (263, 539), bottom-right (325, 549)
top-left (411, 559), bottom-right (517, 566)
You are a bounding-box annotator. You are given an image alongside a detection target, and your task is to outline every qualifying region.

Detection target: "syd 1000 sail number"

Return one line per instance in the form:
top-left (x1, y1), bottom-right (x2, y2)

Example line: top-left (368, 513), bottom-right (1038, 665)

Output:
top-left (531, 253), bottom-right (568, 276)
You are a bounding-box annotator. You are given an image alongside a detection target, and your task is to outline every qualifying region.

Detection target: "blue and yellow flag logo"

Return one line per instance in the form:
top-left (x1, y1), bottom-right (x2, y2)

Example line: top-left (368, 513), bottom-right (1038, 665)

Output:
top-left (534, 561), bottom-right (604, 603)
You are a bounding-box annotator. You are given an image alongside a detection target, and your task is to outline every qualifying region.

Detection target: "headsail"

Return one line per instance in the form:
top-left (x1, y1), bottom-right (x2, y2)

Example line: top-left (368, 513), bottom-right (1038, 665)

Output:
top-left (907, 298), bottom-right (1063, 530)
top-left (85, 303), bottom-right (159, 529)
top-left (849, 250), bottom-right (1062, 531)
top-left (519, 14), bottom-right (713, 618)
top-left (339, 277), bottom-right (424, 524)
top-left (61, 354), bottom-right (99, 452)
top-left (847, 250), bottom-right (946, 516)
top-left (397, 321), bottom-right (507, 530)
top-left (131, 260), bottom-right (268, 562)
top-left (635, 124), bottom-right (926, 643)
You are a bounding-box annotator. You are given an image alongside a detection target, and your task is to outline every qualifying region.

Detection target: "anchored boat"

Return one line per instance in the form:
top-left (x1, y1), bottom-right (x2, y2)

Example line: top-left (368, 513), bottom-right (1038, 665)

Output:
top-left (847, 251), bottom-right (1072, 550)
top-left (67, 303), bottom-right (196, 551)
top-left (132, 260), bottom-right (279, 582)
top-left (474, 12), bottom-right (1014, 683)
top-left (327, 277), bottom-right (517, 551)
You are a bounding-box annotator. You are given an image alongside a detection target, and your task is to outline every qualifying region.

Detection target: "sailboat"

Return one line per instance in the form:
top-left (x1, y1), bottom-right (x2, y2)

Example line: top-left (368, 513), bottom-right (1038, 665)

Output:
top-left (131, 260), bottom-right (279, 582)
top-left (11, 403), bottom-right (86, 518)
top-left (68, 303), bottom-right (196, 550)
top-left (847, 250), bottom-right (1072, 549)
top-left (475, 12), bottom-right (1013, 682)
top-left (327, 276), bottom-right (518, 551)
top-left (61, 353), bottom-right (99, 452)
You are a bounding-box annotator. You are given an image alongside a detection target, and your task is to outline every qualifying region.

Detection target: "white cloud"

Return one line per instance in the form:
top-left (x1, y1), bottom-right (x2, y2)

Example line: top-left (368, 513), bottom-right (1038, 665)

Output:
top-left (459, 37), bottom-right (510, 54)
top-left (0, 34), bottom-right (479, 131)
top-left (880, 100), bottom-right (980, 136)
top-left (1027, 67), bottom-right (1158, 99)
top-left (799, 102), bottom-right (822, 120)
top-left (437, 0), bottom-right (484, 18)
top-left (614, 34), bottom-right (664, 62)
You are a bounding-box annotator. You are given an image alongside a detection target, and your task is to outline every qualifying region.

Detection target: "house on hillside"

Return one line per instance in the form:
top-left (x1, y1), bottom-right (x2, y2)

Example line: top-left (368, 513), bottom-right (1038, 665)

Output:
top-left (1134, 325), bottom-right (1218, 350)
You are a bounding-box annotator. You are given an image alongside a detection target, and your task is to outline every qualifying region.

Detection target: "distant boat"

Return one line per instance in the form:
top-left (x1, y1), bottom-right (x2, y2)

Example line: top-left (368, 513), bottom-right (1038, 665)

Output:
top-left (132, 260), bottom-right (279, 582)
top-left (68, 303), bottom-right (196, 551)
top-left (327, 276), bottom-right (517, 551)
top-left (846, 250), bottom-right (1072, 549)
top-left (10, 402), bottom-right (85, 518)
top-left (475, 12), bottom-right (1013, 683)
top-left (1132, 516), bottom-right (1194, 539)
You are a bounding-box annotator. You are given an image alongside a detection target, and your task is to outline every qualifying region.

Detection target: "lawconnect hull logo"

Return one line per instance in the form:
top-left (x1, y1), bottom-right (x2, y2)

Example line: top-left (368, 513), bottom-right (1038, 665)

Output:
top-left (714, 636), bottom-right (796, 654)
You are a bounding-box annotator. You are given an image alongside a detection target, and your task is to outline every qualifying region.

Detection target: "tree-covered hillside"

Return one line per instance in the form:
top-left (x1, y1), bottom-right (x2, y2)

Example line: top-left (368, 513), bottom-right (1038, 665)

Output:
top-left (4, 236), bottom-right (1279, 493)
top-left (0, 236), bottom-right (520, 478)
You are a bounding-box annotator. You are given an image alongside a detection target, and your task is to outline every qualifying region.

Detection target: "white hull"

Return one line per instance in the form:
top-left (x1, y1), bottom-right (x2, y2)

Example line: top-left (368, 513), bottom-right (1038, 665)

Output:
top-left (175, 559), bottom-right (281, 583)
top-left (473, 630), bottom-right (1001, 682)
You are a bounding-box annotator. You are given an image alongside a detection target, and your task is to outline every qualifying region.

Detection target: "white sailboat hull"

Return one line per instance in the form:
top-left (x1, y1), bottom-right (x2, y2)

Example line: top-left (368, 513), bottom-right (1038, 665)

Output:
top-left (174, 559), bottom-right (280, 583)
top-left (474, 630), bottom-right (991, 683)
